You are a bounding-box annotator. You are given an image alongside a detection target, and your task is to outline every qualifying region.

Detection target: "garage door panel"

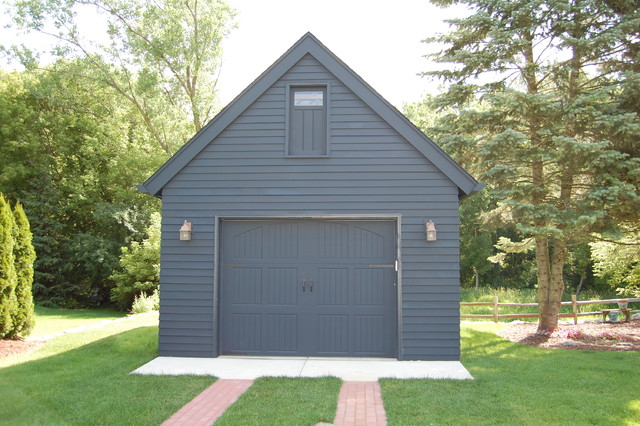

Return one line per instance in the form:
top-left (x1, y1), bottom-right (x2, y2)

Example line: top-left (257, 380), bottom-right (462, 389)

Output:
top-left (352, 225), bottom-right (386, 259)
top-left (316, 267), bottom-right (349, 306)
top-left (265, 267), bottom-right (299, 305)
top-left (267, 222), bottom-right (299, 259)
top-left (231, 313), bottom-right (262, 352)
top-left (220, 219), bottom-right (397, 357)
top-left (351, 315), bottom-right (386, 354)
top-left (316, 222), bottom-right (349, 259)
top-left (316, 314), bottom-right (349, 354)
top-left (232, 226), bottom-right (263, 259)
top-left (353, 268), bottom-right (388, 306)
top-left (265, 314), bottom-right (298, 352)
top-left (231, 267), bottom-right (262, 304)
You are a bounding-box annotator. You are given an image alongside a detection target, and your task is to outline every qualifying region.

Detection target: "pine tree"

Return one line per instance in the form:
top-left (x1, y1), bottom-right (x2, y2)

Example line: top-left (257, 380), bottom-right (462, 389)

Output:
top-left (425, 0), bottom-right (640, 332)
top-left (0, 194), bottom-right (18, 338)
top-left (9, 202), bottom-right (36, 337)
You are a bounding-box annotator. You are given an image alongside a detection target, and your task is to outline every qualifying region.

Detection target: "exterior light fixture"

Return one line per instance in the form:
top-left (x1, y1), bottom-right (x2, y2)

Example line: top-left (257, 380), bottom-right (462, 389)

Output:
top-left (179, 220), bottom-right (192, 241)
top-left (425, 220), bottom-right (437, 242)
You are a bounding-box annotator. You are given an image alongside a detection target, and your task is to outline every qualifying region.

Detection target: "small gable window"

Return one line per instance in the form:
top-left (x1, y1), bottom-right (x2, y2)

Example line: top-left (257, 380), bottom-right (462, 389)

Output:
top-left (294, 91), bottom-right (323, 106)
top-left (287, 85), bottom-right (329, 156)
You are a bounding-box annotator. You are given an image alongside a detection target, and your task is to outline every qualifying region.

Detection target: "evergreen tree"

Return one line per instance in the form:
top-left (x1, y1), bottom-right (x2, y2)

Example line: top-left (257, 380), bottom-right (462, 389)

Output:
top-left (10, 201), bottom-right (36, 337)
top-left (0, 194), bottom-right (18, 338)
top-left (425, 0), bottom-right (640, 332)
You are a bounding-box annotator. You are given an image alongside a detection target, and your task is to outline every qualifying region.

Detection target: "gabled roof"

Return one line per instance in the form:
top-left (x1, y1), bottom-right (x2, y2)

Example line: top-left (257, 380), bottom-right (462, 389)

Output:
top-left (138, 32), bottom-right (483, 199)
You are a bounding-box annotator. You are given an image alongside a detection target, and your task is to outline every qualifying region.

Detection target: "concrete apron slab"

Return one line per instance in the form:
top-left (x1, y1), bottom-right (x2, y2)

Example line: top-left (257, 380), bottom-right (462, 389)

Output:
top-left (131, 356), bottom-right (473, 381)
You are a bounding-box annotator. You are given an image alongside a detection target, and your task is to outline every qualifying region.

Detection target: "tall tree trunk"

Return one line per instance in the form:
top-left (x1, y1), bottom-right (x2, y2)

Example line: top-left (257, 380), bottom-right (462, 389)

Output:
top-left (474, 266), bottom-right (480, 289)
top-left (576, 275), bottom-right (585, 297)
top-left (537, 238), bottom-right (568, 332)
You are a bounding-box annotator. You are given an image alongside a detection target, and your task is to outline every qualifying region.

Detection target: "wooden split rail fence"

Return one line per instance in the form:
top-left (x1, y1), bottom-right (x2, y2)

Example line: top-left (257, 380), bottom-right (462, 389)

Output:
top-left (461, 296), bottom-right (640, 324)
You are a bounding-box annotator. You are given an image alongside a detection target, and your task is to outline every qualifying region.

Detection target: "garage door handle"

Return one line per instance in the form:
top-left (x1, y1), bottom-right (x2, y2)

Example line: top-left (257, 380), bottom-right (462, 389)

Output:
top-left (309, 281), bottom-right (313, 292)
top-left (302, 279), bottom-right (306, 292)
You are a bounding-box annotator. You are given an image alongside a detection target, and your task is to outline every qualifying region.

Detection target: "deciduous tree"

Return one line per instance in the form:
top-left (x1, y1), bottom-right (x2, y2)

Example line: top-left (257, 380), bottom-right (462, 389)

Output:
top-left (9, 0), bottom-right (235, 155)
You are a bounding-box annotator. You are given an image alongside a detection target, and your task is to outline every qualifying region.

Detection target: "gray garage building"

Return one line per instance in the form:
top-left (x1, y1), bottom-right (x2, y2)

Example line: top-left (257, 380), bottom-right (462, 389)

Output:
top-left (138, 33), bottom-right (482, 361)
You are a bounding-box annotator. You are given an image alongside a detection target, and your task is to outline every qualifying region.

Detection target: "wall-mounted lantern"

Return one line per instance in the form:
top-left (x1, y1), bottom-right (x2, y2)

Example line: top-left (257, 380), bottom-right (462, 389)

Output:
top-left (179, 220), bottom-right (192, 241)
top-left (425, 220), bottom-right (437, 242)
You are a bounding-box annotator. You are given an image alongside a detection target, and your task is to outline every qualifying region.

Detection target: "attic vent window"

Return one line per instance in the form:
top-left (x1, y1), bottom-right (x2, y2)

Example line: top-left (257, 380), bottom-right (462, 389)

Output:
top-left (287, 85), bottom-right (329, 157)
top-left (294, 91), bottom-right (323, 106)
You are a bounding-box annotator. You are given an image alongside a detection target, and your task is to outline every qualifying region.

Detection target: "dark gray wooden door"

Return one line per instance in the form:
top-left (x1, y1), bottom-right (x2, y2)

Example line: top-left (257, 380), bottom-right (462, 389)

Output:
top-left (219, 219), bottom-right (397, 357)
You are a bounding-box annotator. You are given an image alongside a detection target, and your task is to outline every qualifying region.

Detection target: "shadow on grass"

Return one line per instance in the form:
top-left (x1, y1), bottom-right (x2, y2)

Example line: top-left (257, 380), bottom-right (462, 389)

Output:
top-left (381, 327), bottom-right (640, 425)
top-left (34, 305), bottom-right (123, 319)
top-left (0, 326), bottom-right (213, 425)
top-left (30, 305), bottom-right (126, 338)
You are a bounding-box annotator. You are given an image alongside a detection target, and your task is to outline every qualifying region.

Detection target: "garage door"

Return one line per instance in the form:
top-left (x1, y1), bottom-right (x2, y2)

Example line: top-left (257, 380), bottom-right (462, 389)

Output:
top-left (219, 219), bottom-right (397, 357)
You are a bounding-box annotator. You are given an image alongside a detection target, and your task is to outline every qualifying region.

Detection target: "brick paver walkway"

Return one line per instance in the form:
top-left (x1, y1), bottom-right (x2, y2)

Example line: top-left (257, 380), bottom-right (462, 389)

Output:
top-left (334, 381), bottom-right (387, 426)
top-left (161, 379), bottom-right (253, 426)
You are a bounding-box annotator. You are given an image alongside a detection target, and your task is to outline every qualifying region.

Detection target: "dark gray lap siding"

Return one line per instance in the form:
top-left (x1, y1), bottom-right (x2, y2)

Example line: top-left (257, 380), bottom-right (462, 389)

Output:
top-left (157, 55), bottom-right (462, 360)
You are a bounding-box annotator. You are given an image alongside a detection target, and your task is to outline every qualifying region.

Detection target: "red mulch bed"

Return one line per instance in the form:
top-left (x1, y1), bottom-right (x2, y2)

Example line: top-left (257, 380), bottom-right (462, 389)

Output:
top-left (498, 318), bottom-right (640, 351)
top-left (0, 338), bottom-right (45, 359)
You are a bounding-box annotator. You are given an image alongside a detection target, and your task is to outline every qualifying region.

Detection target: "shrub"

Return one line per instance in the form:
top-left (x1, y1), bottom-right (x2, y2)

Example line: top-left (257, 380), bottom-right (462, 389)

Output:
top-left (110, 212), bottom-right (160, 310)
top-left (131, 289), bottom-right (159, 314)
top-left (0, 194), bottom-right (18, 338)
top-left (9, 202), bottom-right (36, 337)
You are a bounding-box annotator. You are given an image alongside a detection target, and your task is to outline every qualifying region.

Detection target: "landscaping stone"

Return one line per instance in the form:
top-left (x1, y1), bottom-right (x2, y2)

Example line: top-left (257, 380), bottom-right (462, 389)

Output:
top-left (560, 340), bottom-right (583, 346)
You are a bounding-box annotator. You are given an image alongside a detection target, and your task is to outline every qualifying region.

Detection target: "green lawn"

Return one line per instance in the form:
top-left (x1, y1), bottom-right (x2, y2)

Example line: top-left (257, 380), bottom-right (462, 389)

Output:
top-left (216, 377), bottom-right (342, 425)
top-left (0, 312), bottom-right (213, 425)
top-left (30, 305), bottom-right (126, 338)
top-left (381, 323), bottom-right (640, 425)
top-left (2, 310), bottom-right (638, 425)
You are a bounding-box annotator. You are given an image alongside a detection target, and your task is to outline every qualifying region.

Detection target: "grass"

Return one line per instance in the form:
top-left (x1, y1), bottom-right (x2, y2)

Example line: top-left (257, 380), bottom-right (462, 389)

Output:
top-left (3, 305), bottom-right (639, 425)
top-left (460, 287), bottom-right (632, 322)
top-left (216, 377), bottom-right (342, 425)
top-left (0, 312), bottom-right (214, 425)
top-left (30, 305), bottom-right (126, 338)
top-left (381, 322), bottom-right (640, 425)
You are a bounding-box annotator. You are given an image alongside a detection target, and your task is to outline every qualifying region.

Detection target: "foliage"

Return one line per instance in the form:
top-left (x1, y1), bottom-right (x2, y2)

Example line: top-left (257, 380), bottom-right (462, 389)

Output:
top-left (130, 289), bottom-right (159, 314)
top-left (110, 212), bottom-right (160, 310)
top-left (0, 69), bottom-right (162, 307)
top-left (590, 233), bottom-right (640, 297)
top-left (423, 0), bottom-right (640, 331)
top-left (0, 0), bottom-right (234, 307)
top-left (9, 201), bottom-right (36, 336)
top-left (0, 312), bottom-right (214, 425)
top-left (459, 192), bottom-right (496, 288)
top-left (9, 0), bottom-right (236, 154)
top-left (0, 194), bottom-right (18, 337)
top-left (0, 195), bottom-right (38, 338)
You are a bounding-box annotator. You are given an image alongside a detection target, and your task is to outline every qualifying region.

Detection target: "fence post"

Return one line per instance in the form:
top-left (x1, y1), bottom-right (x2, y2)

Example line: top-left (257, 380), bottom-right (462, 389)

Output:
top-left (493, 296), bottom-right (499, 323)
top-left (572, 294), bottom-right (578, 325)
